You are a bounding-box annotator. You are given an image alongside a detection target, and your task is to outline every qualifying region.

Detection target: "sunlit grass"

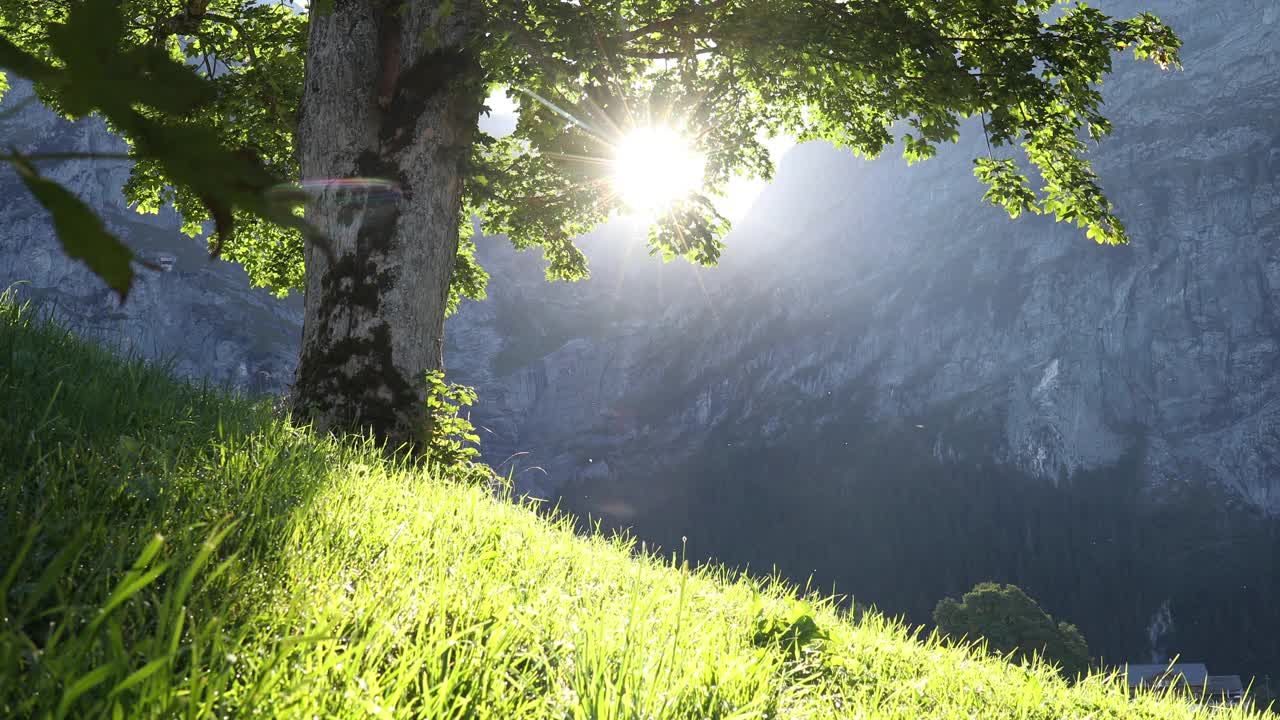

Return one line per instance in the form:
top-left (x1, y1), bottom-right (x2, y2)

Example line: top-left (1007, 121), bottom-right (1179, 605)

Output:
top-left (0, 290), bottom-right (1271, 718)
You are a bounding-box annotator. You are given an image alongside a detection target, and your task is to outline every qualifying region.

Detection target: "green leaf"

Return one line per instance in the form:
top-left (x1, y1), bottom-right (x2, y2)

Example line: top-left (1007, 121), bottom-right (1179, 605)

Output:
top-left (56, 664), bottom-right (116, 720)
top-left (108, 657), bottom-right (171, 699)
top-left (87, 534), bottom-right (169, 636)
top-left (13, 156), bottom-right (136, 300)
top-left (122, 46), bottom-right (215, 115)
top-left (17, 528), bottom-right (88, 615)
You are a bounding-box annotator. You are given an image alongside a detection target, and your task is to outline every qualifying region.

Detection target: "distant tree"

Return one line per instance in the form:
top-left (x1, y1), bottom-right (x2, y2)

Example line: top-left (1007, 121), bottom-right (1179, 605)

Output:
top-left (934, 582), bottom-right (1090, 678)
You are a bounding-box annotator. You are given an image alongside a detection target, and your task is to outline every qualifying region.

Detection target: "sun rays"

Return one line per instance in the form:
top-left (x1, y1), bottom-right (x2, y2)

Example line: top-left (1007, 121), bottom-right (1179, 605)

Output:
top-left (610, 126), bottom-right (706, 212)
top-left (510, 86), bottom-right (708, 218)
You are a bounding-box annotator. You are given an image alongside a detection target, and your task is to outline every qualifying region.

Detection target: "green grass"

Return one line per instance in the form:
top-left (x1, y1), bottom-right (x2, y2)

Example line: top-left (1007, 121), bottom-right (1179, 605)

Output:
top-left (0, 291), bottom-right (1270, 719)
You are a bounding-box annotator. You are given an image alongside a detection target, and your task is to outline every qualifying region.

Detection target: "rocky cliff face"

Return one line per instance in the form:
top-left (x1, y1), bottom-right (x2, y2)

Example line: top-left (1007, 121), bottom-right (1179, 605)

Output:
top-left (445, 0), bottom-right (1280, 516)
top-left (3, 2), bottom-right (1278, 509)
top-left (0, 80), bottom-right (302, 396)
top-left (439, 3), bottom-right (1280, 673)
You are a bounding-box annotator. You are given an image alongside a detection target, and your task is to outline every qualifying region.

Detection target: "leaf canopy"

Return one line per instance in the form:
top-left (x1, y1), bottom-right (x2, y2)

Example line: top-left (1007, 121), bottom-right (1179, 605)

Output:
top-left (0, 0), bottom-right (1180, 298)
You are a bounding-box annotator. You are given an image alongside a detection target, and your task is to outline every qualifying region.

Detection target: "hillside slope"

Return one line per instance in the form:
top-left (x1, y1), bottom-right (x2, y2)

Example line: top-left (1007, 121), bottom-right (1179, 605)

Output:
top-left (0, 295), bottom-right (1265, 718)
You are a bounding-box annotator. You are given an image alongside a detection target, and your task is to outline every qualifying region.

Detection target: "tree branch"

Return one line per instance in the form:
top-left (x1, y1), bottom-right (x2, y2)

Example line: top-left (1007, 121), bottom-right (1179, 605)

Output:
top-left (620, 0), bottom-right (733, 42)
top-left (617, 47), bottom-right (720, 60)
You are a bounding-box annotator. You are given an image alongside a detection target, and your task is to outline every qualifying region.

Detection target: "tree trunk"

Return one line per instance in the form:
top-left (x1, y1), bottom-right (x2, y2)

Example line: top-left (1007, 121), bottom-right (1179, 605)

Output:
top-left (292, 0), bottom-right (483, 449)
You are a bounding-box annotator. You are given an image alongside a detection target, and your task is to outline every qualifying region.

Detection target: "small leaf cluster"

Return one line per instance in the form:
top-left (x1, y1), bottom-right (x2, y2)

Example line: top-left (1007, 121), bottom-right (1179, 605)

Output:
top-left (422, 369), bottom-right (489, 482)
top-left (751, 597), bottom-right (830, 657)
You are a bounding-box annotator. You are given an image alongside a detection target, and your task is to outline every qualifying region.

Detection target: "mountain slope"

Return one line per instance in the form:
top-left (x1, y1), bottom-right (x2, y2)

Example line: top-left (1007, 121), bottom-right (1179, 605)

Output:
top-left (434, 0), bottom-right (1280, 678)
top-left (0, 294), bottom-right (1267, 718)
top-left (446, 0), bottom-right (1280, 512)
top-left (0, 79), bottom-right (302, 394)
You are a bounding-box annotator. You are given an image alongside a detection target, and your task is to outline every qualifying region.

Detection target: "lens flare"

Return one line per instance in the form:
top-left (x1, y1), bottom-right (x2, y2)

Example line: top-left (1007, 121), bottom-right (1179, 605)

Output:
top-left (612, 127), bottom-right (705, 212)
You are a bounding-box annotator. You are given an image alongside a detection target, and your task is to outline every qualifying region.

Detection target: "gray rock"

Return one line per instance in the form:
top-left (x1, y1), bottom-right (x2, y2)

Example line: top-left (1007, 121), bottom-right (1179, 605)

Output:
top-left (0, 80), bottom-right (303, 396)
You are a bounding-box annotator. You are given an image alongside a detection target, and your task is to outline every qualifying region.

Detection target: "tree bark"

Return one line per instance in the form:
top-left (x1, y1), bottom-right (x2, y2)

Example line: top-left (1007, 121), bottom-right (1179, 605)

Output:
top-left (292, 0), bottom-right (483, 449)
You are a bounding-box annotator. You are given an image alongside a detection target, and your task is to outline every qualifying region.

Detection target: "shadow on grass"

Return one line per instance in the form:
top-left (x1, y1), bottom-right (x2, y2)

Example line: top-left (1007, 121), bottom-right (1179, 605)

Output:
top-left (0, 294), bottom-right (340, 714)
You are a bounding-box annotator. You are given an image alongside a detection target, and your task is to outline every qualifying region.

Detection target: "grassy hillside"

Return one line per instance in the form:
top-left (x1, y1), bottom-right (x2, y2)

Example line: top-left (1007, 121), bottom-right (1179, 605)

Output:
top-left (0, 292), bottom-right (1269, 719)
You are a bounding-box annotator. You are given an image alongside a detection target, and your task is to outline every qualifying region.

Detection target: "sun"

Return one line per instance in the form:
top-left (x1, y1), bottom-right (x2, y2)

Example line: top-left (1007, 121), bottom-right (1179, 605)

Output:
top-left (611, 127), bottom-right (705, 213)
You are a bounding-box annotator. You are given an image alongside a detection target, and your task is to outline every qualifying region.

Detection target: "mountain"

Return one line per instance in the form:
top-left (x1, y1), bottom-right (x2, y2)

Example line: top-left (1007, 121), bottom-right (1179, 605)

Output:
top-left (441, 0), bottom-right (1280, 677)
top-left (0, 80), bottom-right (302, 395)
top-left (449, 0), bottom-right (1280, 513)
top-left (3, 0), bottom-right (1278, 680)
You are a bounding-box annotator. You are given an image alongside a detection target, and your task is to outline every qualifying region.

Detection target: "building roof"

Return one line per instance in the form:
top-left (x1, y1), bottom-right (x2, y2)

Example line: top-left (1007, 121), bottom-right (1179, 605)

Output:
top-left (1205, 676), bottom-right (1245, 695)
top-left (1125, 663), bottom-right (1209, 688)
